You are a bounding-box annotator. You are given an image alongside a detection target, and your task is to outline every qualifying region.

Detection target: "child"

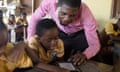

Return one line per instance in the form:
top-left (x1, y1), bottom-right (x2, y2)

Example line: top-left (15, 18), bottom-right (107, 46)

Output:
top-left (7, 14), bottom-right (16, 43)
top-left (27, 19), bottom-right (69, 72)
top-left (16, 12), bottom-right (28, 26)
top-left (0, 22), bottom-right (32, 72)
top-left (16, 12), bottom-right (28, 41)
top-left (105, 18), bottom-right (120, 72)
top-left (7, 14), bottom-right (24, 43)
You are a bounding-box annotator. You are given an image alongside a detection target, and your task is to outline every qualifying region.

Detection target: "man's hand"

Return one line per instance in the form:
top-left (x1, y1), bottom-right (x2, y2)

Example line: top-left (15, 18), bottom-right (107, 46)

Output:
top-left (68, 51), bottom-right (87, 65)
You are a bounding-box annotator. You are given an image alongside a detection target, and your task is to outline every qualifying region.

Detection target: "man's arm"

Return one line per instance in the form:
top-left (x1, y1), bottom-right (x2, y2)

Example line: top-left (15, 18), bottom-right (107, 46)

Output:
top-left (68, 3), bottom-right (100, 65)
top-left (27, 0), bottom-right (50, 39)
top-left (81, 3), bottom-right (100, 59)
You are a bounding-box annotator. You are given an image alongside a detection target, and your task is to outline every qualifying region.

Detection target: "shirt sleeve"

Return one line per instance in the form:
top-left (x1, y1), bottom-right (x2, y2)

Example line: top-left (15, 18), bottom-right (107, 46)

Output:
top-left (16, 52), bottom-right (33, 68)
top-left (28, 36), bottom-right (39, 50)
top-left (5, 43), bottom-right (14, 54)
top-left (6, 43), bottom-right (33, 69)
top-left (80, 3), bottom-right (100, 59)
top-left (27, 0), bottom-right (50, 40)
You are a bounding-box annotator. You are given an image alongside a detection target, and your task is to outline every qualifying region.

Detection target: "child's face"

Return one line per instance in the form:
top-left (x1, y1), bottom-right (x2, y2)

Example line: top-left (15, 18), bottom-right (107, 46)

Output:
top-left (20, 14), bottom-right (26, 20)
top-left (40, 28), bottom-right (58, 50)
top-left (9, 16), bottom-right (15, 22)
top-left (0, 30), bottom-right (8, 56)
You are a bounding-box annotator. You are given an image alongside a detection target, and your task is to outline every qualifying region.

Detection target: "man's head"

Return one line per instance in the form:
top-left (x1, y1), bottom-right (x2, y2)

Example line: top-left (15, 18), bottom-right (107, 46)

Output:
top-left (58, 0), bottom-right (81, 26)
top-left (0, 22), bottom-right (8, 56)
top-left (20, 12), bottom-right (27, 20)
top-left (36, 19), bottom-right (58, 50)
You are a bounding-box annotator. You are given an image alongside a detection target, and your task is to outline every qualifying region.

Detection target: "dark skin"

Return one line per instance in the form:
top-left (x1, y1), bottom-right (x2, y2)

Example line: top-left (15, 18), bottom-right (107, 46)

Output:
top-left (0, 30), bottom-right (8, 56)
top-left (20, 14), bottom-right (27, 20)
top-left (58, 4), bottom-right (87, 65)
top-left (26, 28), bottom-right (70, 72)
top-left (9, 15), bottom-right (16, 25)
top-left (68, 51), bottom-right (87, 66)
top-left (58, 4), bottom-right (79, 26)
top-left (0, 29), bottom-right (25, 62)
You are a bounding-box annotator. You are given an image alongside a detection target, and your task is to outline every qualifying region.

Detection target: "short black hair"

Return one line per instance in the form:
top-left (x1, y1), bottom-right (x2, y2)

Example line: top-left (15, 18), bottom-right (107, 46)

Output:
top-left (58, 0), bottom-right (81, 8)
top-left (36, 19), bottom-right (57, 37)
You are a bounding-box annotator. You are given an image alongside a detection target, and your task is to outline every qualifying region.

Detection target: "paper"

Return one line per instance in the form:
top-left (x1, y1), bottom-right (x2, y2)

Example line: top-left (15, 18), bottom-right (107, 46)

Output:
top-left (59, 62), bottom-right (76, 70)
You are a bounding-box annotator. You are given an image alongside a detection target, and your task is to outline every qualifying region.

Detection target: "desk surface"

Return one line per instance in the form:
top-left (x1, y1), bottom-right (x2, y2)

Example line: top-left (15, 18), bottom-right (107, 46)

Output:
top-left (89, 61), bottom-right (113, 72)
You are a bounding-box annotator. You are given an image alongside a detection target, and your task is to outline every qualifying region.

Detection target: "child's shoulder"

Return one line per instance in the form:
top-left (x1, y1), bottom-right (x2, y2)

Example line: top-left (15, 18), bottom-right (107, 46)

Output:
top-left (29, 35), bottom-right (39, 43)
top-left (5, 43), bottom-right (14, 55)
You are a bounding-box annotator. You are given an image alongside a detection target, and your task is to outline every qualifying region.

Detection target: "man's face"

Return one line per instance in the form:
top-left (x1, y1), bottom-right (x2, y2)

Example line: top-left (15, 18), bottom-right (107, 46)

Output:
top-left (58, 4), bottom-right (79, 26)
top-left (0, 30), bottom-right (8, 56)
top-left (40, 28), bottom-right (58, 50)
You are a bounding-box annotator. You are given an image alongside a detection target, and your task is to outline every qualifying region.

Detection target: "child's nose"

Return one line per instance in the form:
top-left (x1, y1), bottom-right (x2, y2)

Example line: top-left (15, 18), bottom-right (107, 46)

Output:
top-left (50, 40), bottom-right (57, 49)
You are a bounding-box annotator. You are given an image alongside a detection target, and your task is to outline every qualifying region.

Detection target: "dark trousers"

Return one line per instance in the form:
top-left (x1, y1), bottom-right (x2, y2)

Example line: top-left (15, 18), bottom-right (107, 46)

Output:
top-left (58, 30), bottom-right (88, 61)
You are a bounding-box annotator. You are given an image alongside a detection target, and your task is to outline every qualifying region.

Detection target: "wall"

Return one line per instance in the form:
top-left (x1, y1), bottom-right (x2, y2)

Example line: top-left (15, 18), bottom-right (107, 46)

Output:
top-left (34, 0), bottom-right (41, 10)
top-left (84, 0), bottom-right (112, 31)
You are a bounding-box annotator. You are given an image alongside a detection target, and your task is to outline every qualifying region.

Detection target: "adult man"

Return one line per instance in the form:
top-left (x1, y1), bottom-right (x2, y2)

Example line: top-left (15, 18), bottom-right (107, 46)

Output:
top-left (28, 0), bottom-right (100, 65)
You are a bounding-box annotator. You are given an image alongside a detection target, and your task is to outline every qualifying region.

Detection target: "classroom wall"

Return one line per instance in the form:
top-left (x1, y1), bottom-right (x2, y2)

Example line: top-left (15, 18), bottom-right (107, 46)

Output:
top-left (84, 0), bottom-right (112, 31)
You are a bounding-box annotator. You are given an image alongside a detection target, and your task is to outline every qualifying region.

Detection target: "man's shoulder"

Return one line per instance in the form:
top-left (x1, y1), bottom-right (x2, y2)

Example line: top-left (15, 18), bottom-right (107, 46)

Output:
top-left (81, 3), bottom-right (89, 9)
top-left (42, 0), bottom-right (58, 4)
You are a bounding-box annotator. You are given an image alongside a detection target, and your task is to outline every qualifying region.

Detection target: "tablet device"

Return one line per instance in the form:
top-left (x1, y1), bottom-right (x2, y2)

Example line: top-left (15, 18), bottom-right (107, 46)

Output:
top-left (58, 62), bottom-right (76, 71)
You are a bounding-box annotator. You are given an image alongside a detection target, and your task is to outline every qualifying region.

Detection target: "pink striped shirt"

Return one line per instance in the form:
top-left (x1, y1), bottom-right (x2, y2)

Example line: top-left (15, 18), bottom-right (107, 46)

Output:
top-left (27, 0), bottom-right (100, 59)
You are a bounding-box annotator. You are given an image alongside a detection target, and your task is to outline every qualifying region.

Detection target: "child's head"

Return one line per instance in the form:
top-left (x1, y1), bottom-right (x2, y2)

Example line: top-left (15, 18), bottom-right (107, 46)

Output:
top-left (20, 12), bottom-right (27, 20)
top-left (0, 22), bottom-right (8, 56)
top-left (36, 19), bottom-right (58, 50)
top-left (9, 14), bottom-right (15, 24)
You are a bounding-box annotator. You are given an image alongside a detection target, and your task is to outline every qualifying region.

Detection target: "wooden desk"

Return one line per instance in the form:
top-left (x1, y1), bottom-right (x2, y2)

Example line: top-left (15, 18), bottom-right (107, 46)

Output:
top-left (89, 61), bottom-right (113, 72)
